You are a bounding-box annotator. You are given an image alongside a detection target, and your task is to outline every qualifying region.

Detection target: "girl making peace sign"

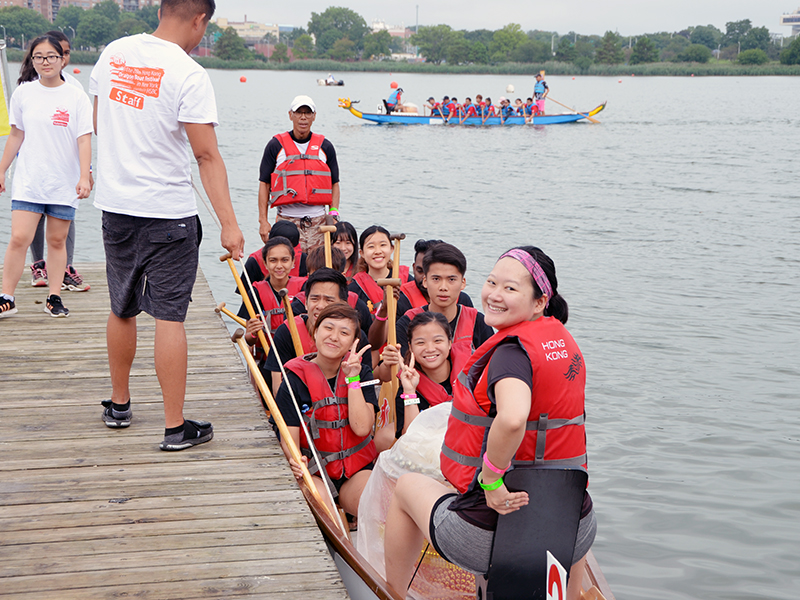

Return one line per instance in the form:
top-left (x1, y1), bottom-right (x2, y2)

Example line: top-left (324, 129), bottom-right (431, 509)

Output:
top-left (274, 302), bottom-right (377, 518)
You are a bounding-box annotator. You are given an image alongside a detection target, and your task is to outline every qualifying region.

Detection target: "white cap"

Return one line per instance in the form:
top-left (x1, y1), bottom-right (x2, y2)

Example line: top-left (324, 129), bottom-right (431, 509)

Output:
top-left (290, 95), bottom-right (316, 112)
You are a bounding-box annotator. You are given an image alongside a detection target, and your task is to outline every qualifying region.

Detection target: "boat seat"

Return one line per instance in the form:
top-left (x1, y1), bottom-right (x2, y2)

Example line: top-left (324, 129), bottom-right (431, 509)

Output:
top-left (475, 466), bottom-right (588, 600)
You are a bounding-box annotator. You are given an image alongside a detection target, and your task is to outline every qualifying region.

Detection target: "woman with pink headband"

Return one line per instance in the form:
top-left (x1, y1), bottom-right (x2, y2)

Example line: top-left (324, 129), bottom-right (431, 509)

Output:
top-left (384, 246), bottom-right (595, 600)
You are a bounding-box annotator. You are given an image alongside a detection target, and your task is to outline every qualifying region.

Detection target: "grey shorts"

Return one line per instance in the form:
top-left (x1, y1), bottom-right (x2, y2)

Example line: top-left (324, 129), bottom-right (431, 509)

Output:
top-left (429, 495), bottom-right (597, 575)
top-left (102, 212), bottom-right (201, 322)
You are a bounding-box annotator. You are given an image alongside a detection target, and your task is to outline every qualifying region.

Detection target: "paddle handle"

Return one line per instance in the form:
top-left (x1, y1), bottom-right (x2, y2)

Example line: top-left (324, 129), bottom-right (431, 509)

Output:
top-left (547, 96), bottom-right (600, 124)
top-left (223, 256), bottom-right (271, 358)
top-left (279, 290), bottom-right (305, 358)
top-left (215, 303), bottom-right (247, 327)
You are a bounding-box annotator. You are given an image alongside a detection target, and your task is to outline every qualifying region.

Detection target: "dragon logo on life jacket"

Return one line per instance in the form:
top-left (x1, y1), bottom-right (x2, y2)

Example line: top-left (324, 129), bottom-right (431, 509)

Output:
top-left (51, 108), bottom-right (70, 127)
top-left (563, 353), bottom-right (583, 381)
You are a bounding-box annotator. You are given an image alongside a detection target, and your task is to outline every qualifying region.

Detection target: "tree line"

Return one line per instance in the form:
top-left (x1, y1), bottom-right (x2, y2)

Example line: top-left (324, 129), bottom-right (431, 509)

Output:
top-left (2, 3), bottom-right (799, 67)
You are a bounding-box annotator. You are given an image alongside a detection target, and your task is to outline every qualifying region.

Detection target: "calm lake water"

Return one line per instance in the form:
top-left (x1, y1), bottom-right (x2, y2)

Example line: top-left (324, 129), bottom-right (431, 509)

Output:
top-left (2, 64), bottom-right (799, 600)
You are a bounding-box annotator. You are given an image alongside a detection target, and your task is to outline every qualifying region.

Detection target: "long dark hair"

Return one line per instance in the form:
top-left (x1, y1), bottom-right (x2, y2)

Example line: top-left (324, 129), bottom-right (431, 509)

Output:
top-left (512, 246), bottom-right (569, 324)
top-left (334, 221), bottom-right (358, 267)
top-left (357, 225), bottom-right (393, 274)
top-left (18, 35), bottom-right (64, 85)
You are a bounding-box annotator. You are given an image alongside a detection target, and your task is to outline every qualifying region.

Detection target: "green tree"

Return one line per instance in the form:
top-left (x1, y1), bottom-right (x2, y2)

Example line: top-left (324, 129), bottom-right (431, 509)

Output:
top-left (511, 39), bottom-right (549, 63)
top-left (54, 5), bottom-right (84, 33)
top-left (271, 42), bottom-right (289, 63)
top-left (283, 27), bottom-right (307, 45)
top-left (740, 26), bottom-right (770, 52)
top-left (660, 35), bottom-right (690, 61)
top-left (389, 35), bottom-right (406, 53)
top-left (115, 17), bottom-right (151, 39)
top-left (308, 6), bottom-right (367, 54)
top-left (213, 27), bottom-right (251, 60)
top-left (629, 37), bottom-right (658, 64)
top-left (446, 32), bottom-right (471, 65)
top-left (0, 6), bottom-right (51, 48)
top-left (490, 23), bottom-right (527, 61)
top-left (92, 0), bottom-right (120, 23)
top-left (780, 35), bottom-right (800, 64)
top-left (362, 29), bottom-right (391, 59)
top-left (469, 41), bottom-right (489, 64)
top-left (328, 37), bottom-right (356, 61)
top-left (555, 37), bottom-right (577, 62)
top-left (737, 48), bottom-right (768, 64)
top-left (410, 24), bottom-right (453, 64)
top-left (689, 25), bottom-right (722, 49)
top-left (722, 19), bottom-right (751, 46)
top-left (575, 38), bottom-right (595, 60)
top-left (595, 31), bottom-right (624, 64)
top-left (292, 33), bottom-right (314, 59)
top-left (76, 11), bottom-right (116, 49)
top-left (135, 5), bottom-right (160, 31)
top-left (676, 43), bottom-right (712, 62)
top-left (574, 56), bottom-right (592, 72)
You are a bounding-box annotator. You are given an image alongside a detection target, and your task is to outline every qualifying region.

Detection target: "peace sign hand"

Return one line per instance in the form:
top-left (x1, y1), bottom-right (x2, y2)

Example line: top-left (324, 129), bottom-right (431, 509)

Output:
top-left (398, 353), bottom-right (420, 394)
top-left (341, 340), bottom-right (372, 379)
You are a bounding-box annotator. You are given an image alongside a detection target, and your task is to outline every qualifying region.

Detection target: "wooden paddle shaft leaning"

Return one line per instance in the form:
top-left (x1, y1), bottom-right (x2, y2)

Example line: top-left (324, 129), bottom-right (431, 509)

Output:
top-left (220, 252), bottom-right (271, 357)
top-left (278, 288), bottom-right (304, 357)
top-left (384, 233), bottom-right (406, 427)
top-left (547, 96), bottom-right (600, 124)
top-left (215, 302), bottom-right (247, 327)
top-left (231, 329), bottom-right (335, 522)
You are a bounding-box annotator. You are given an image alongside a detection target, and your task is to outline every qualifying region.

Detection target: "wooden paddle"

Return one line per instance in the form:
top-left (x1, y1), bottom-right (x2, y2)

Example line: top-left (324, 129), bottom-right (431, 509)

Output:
top-left (232, 328), bottom-right (337, 524)
top-left (547, 96), bottom-right (600, 124)
top-left (220, 253), bottom-right (271, 357)
top-left (319, 213), bottom-right (338, 269)
top-left (215, 301), bottom-right (247, 327)
top-left (278, 288), bottom-right (305, 357)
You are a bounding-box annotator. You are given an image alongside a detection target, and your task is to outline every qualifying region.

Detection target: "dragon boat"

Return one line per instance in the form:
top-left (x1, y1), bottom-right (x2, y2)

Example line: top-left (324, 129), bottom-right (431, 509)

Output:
top-left (338, 97), bottom-right (606, 126)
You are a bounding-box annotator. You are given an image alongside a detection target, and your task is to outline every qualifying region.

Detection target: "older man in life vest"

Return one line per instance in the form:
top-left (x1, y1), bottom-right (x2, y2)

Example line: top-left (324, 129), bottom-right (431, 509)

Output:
top-left (258, 95), bottom-right (341, 252)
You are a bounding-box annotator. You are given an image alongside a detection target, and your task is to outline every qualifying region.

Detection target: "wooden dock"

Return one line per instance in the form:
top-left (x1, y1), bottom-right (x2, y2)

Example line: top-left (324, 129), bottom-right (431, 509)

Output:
top-left (0, 263), bottom-right (349, 599)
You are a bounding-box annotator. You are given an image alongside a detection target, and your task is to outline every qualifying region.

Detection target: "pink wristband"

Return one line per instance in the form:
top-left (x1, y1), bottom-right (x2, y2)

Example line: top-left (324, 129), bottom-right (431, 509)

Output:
top-left (400, 393), bottom-right (417, 399)
top-left (374, 313), bottom-right (387, 322)
top-left (348, 382), bottom-right (361, 390)
top-left (483, 453), bottom-right (509, 475)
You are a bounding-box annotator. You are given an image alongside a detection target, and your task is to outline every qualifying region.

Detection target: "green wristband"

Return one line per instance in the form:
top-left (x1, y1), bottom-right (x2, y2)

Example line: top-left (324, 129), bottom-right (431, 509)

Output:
top-left (478, 472), bottom-right (504, 491)
top-left (345, 375), bottom-right (361, 384)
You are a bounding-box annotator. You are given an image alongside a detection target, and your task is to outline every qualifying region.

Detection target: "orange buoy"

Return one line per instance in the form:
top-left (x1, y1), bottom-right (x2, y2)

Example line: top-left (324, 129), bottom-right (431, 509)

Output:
top-left (572, 77), bottom-right (576, 80)
top-left (631, 73), bottom-right (635, 77)
top-left (390, 81), bottom-right (398, 89)
top-left (240, 76), bottom-right (247, 83)
top-left (691, 74), bottom-right (695, 77)
top-left (73, 68), bottom-right (81, 74)
top-left (618, 79), bottom-right (622, 83)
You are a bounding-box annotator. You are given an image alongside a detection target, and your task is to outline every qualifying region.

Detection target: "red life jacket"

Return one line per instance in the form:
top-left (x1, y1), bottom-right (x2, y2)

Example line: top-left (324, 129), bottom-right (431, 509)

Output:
top-left (414, 342), bottom-right (471, 408)
top-left (294, 315), bottom-right (315, 355)
top-left (440, 318), bottom-right (587, 494)
top-left (353, 266), bottom-right (410, 313)
top-left (249, 244), bottom-right (304, 278)
top-left (269, 132), bottom-right (332, 207)
top-left (285, 356), bottom-right (378, 480)
top-left (404, 305), bottom-right (478, 355)
top-left (399, 280), bottom-right (427, 309)
top-left (287, 277), bottom-right (306, 299)
top-left (252, 280), bottom-right (287, 335)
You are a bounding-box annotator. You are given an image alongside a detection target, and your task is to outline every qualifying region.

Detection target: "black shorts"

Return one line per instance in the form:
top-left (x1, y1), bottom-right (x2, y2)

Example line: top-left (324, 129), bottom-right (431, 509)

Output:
top-left (102, 212), bottom-right (202, 322)
top-left (329, 462), bottom-right (374, 493)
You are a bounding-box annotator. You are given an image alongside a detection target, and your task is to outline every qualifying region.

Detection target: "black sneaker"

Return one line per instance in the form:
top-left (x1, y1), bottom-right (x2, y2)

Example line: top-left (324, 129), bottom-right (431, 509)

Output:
top-left (101, 399), bottom-right (132, 428)
top-left (62, 265), bottom-right (91, 292)
top-left (0, 296), bottom-right (17, 318)
top-left (160, 420), bottom-right (214, 451)
top-left (44, 295), bottom-right (69, 317)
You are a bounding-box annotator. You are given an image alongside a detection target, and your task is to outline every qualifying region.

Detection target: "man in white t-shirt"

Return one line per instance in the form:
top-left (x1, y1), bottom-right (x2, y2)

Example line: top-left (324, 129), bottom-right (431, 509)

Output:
top-left (89, 0), bottom-right (244, 451)
top-left (258, 95), bottom-right (340, 253)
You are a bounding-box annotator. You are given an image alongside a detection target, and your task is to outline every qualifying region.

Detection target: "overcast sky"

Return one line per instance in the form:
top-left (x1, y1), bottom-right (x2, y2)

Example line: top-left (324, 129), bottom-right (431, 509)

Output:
top-left (217, 0), bottom-right (797, 36)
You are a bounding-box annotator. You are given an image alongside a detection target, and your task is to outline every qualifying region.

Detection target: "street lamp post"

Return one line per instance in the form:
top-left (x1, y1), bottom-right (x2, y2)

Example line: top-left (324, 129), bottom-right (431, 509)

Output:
top-left (68, 26), bottom-right (76, 39)
top-left (0, 25), bottom-right (6, 43)
top-left (551, 33), bottom-right (556, 56)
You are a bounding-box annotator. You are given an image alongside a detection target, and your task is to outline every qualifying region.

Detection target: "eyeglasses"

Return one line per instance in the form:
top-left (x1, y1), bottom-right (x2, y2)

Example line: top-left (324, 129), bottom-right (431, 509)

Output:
top-left (32, 55), bottom-right (63, 64)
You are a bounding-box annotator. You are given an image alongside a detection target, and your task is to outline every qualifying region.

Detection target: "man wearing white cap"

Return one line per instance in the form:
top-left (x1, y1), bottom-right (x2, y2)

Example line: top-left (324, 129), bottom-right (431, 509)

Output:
top-left (258, 95), bottom-right (340, 252)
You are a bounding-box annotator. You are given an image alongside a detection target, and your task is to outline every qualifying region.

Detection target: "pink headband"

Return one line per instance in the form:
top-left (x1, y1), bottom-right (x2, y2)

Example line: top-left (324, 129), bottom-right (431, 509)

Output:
top-left (500, 249), bottom-right (553, 308)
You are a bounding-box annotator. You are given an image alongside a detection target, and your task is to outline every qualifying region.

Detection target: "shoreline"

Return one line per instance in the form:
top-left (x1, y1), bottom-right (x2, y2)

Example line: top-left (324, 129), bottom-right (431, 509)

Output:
top-left (6, 49), bottom-right (800, 76)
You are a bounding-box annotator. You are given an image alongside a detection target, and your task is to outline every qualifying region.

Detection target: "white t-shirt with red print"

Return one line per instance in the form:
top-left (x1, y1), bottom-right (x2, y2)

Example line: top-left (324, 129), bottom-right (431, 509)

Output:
top-left (89, 34), bottom-right (219, 219)
top-left (8, 79), bottom-right (93, 208)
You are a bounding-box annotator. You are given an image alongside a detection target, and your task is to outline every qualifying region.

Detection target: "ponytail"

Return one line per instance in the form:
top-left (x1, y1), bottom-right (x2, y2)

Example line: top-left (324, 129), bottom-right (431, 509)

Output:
top-left (512, 246), bottom-right (569, 324)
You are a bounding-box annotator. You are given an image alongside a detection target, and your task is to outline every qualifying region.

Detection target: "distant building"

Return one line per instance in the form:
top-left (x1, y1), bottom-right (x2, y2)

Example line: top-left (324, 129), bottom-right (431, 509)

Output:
top-left (215, 16), bottom-right (280, 44)
top-left (23, 0), bottom-right (157, 22)
top-left (371, 18), bottom-right (414, 56)
top-left (780, 7), bottom-right (800, 35)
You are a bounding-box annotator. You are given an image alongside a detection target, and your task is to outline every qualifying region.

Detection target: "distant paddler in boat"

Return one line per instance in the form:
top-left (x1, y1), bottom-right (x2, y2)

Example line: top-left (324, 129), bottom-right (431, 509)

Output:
top-left (273, 302), bottom-right (378, 519)
top-left (533, 71), bottom-right (550, 115)
top-left (384, 246), bottom-right (596, 600)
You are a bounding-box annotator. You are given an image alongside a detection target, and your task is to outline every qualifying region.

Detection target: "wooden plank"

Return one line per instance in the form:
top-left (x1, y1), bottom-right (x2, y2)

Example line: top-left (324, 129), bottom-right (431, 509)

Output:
top-left (0, 264), bottom-right (348, 599)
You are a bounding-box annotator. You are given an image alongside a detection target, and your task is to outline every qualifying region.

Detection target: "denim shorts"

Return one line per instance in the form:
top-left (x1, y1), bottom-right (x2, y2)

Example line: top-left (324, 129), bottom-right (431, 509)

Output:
top-left (11, 200), bottom-right (76, 221)
top-left (102, 211), bottom-right (202, 322)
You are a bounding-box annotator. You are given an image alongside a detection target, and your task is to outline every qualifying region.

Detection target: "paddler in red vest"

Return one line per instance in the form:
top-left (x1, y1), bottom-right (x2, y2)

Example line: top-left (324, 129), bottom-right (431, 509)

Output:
top-left (392, 311), bottom-right (470, 438)
top-left (240, 236), bottom-right (297, 342)
top-left (384, 246), bottom-right (596, 599)
top-left (274, 302), bottom-right (378, 518)
top-left (372, 243), bottom-right (492, 382)
top-left (242, 220), bottom-right (307, 288)
top-left (258, 95), bottom-right (340, 253)
top-left (348, 225), bottom-right (411, 316)
top-left (264, 268), bottom-right (373, 395)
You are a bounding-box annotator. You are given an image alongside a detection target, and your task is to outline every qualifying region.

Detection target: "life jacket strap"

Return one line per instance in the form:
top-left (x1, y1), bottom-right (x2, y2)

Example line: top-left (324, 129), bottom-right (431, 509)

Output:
top-left (304, 394), bottom-right (348, 439)
top-left (512, 454), bottom-right (587, 468)
top-left (440, 442), bottom-right (481, 468)
top-left (313, 435), bottom-right (374, 468)
top-left (450, 405), bottom-right (493, 428)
